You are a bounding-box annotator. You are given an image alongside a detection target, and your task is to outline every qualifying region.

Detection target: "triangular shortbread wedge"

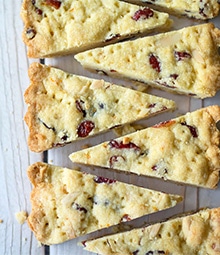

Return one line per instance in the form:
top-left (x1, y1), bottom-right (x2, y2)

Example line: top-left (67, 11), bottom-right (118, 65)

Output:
top-left (70, 106), bottom-right (220, 189)
top-left (75, 23), bottom-right (220, 99)
top-left (126, 0), bottom-right (220, 20)
top-left (24, 62), bottom-right (175, 152)
top-left (27, 162), bottom-right (182, 245)
top-left (21, 0), bottom-right (172, 58)
top-left (83, 207), bottom-right (220, 255)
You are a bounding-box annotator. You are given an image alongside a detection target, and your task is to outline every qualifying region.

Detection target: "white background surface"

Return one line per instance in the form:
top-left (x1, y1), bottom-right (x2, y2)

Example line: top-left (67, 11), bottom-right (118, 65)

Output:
top-left (1, 1), bottom-right (220, 254)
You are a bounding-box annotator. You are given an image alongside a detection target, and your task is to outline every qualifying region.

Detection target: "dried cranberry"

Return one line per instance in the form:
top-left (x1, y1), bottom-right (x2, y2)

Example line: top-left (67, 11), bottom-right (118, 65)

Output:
top-left (81, 241), bottom-right (87, 247)
top-left (109, 155), bottom-right (125, 168)
top-left (45, 0), bottom-right (62, 9)
top-left (94, 176), bottom-right (116, 184)
top-left (148, 103), bottom-right (156, 108)
top-left (174, 51), bottom-right (191, 61)
top-left (152, 165), bottom-right (157, 171)
top-left (153, 120), bottom-right (175, 128)
top-left (109, 140), bottom-right (140, 151)
top-left (77, 120), bottom-right (95, 137)
top-left (181, 122), bottom-right (198, 138)
top-left (121, 214), bottom-right (132, 222)
top-left (132, 7), bottom-right (154, 21)
top-left (35, 7), bottom-right (43, 15)
top-left (74, 203), bottom-right (87, 214)
top-left (61, 135), bottom-right (68, 141)
top-left (170, 74), bottom-right (179, 80)
top-left (76, 99), bottom-right (86, 117)
top-left (149, 53), bottom-right (161, 72)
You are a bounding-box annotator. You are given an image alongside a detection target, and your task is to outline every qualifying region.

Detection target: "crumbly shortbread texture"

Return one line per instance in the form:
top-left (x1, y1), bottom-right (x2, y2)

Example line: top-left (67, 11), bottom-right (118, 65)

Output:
top-left (75, 23), bottom-right (220, 99)
top-left (126, 0), bottom-right (220, 19)
top-left (27, 162), bottom-right (182, 245)
top-left (84, 207), bottom-right (220, 255)
top-left (24, 62), bottom-right (175, 152)
top-left (20, 0), bottom-right (171, 58)
top-left (70, 106), bottom-right (220, 189)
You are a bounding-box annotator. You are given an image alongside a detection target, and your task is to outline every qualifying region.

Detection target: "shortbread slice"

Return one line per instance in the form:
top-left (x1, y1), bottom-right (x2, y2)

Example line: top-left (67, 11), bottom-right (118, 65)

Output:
top-left (70, 106), bottom-right (220, 189)
top-left (126, 0), bottom-right (220, 20)
top-left (21, 0), bottom-right (171, 58)
top-left (24, 63), bottom-right (175, 153)
top-left (83, 207), bottom-right (220, 255)
top-left (27, 162), bottom-right (182, 245)
top-left (75, 23), bottom-right (220, 99)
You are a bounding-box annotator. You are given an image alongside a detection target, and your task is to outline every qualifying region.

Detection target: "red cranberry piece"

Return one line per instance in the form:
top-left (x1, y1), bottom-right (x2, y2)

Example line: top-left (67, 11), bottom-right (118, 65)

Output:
top-left (152, 165), bottom-right (157, 171)
top-left (121, 214), bottom-right (132, 222)
top-left (109, 140), bottom-right (140, 151)
top-left (174, 51), bottom-right (191, 61)
top-left (74, 203), bottom-right (87, 213)
top-left (76, 99), bottom-right (86, 117)
top-left (109, 155), bottom-right (125, 168)
top-left (170, 74), bottom-right (179, 80)
top-left (82, 241), bottom-right (87, 247)
top-left (45, 0), bottom-right (62, 9)
top-left (36, 8), bottom-right (43, 15)
top-left (132, 7), bottom-right (154, 21)
top-left (148, 103), bottom-right (156, 108)
top-left (181, 122), bottom-right (198, 138)
top-left (61, 135), bottom-right (68, 141)
top-left (94, 176), bottom-right (116, 184)
top-left (77, 120), bottom-right (95, 137)
top-left (149, 53), bottom-right (161, 72)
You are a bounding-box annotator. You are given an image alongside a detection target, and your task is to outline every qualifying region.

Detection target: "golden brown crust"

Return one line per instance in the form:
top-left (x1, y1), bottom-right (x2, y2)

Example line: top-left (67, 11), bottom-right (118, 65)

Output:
top-left (24, 63), bottom-right (175, 152)
top-left (27, 162), bottom-right (182, 245)
top-left (206, 105), bottom-right (220, 123)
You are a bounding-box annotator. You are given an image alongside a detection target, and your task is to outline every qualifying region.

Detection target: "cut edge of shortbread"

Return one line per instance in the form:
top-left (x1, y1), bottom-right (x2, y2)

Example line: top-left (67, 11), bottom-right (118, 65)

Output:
top-left (125, 0), bottom-right (220, 20)
top-left (24, 62), bottom-right (176, 153)
top-left (69, 106), bottom-right (220, 189)
top-left (82, 207), bottom-right (220, 255)
top-left (20, 0), bottom-right (172, 58)
top-left (75, 23), bottom-right (220, 99)
top-left (27, 162), bottom-right (182, 245)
